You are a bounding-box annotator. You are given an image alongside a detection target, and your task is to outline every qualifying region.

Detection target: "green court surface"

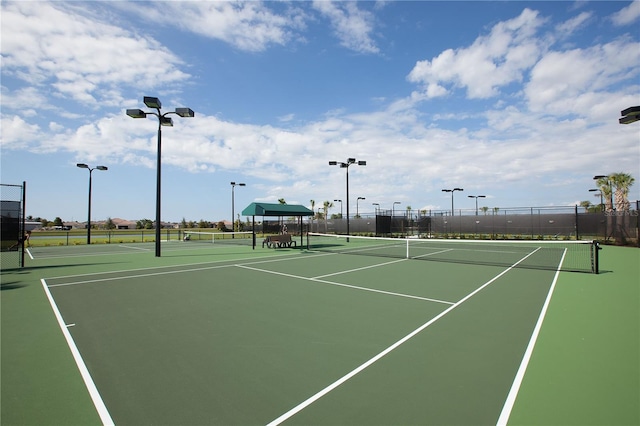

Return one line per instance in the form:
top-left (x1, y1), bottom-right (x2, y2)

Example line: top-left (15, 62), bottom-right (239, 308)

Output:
top-left (1, 240), bottom-right (638, 425)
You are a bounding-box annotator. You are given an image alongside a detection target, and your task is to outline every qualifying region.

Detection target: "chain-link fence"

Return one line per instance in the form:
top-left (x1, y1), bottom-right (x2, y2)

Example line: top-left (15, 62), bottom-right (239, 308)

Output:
top-left (1, 183), bottom-right (26, 269)
top-left (297, 204), bottom-right (639, 244)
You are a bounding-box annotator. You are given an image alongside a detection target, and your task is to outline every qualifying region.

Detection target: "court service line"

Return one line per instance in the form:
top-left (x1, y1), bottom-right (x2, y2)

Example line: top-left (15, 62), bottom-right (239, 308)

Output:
top-left (496, 248), bottom-right (567, 425)
top-left (313, 257), bottom-right (408, 279)
top-left (46, 252), bottom-right (336, 287)
top-left (40, 279), bottom-right (114, 426)
top-left (235, 264), bottom-right (455, 305)
top-left (266, 247), bottom-right (542, 426)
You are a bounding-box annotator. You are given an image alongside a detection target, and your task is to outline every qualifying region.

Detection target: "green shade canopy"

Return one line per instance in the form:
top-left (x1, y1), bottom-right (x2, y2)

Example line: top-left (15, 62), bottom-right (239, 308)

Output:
top-left (242, 202), bottom-right (314, 217)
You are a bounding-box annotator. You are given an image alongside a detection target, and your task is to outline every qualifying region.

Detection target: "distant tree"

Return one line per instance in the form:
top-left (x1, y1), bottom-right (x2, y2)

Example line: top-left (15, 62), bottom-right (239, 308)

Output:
top-left (610, 172), bottom-right (635, 212)
top-left (323, 200), bottom-right (333, 232)
top-left (40, 218), bottom-right (49, 227)
top-left (180, 218), bottom-right (188, 228)
top-left (136, 219), bottom-right (153, 229)
top-left (216, 221), bottom-right (228, 231)
top-left (105, 217), bottom-right (116, 230)
top-left (198, 219), bottom-right (210, 228)
top-left (579, 201), bottom-right (592, 213)
top-left (187, 220), bottom-right (196, 228)
top-left (481, 207), bottom-right (489, 216)
top-left (53, 217), bottom-right (63, 226)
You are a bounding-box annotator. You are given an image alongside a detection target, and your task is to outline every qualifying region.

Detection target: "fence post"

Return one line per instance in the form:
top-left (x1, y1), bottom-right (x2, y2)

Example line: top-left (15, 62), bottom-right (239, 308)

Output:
top-left (575, 205), bottom-right (580, 240)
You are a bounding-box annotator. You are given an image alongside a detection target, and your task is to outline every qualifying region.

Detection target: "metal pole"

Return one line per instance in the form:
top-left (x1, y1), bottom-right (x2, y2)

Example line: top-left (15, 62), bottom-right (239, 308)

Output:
top-left (155, 121), bottom-right (162, 257)
top-left (87, 169), bottom-right (92, 245)
top-left (231, 185), bottom-right (235, 232)
top-left (346, 166), bottom-right (350, 236)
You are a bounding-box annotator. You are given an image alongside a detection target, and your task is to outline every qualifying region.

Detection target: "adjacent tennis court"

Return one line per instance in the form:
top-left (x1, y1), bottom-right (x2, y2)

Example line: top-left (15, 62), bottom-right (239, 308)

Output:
top-left (26, 235), bottom-right (579, 425)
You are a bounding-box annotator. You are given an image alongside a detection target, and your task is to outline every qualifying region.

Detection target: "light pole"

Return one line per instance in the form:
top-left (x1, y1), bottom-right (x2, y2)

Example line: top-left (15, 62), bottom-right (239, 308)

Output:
top-left (442, 188), bottom-right (463, 216)
top-left (468, 195), bottom-right (486, 215)
top-left (76, 163), bottom-right (108, 245)
top-left (372, 203), bottom-right (379, 215)
top-left (589, 188), bottom-right (603, 211)
top-left (593, 175), bottom-right (614, 211)
top-left (329, 158), bottom-right (366, 236)
top-left (356, 197), bottom-right (365, 217)
top-left (127, 97), bottom-right (194, 257)
top-left (392, 201), bottom-right (401, 217)
top-left (231, 182), bottom-right (246, 232)
top-left (334, 199), bottom-right (343, 218)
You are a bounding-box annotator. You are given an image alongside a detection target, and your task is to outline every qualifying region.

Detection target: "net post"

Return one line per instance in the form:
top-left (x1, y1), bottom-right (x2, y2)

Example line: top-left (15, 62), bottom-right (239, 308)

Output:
top-left (406, 238), bottom-right (409, 259)
top-left (592, 241), bottom-right (600, 274)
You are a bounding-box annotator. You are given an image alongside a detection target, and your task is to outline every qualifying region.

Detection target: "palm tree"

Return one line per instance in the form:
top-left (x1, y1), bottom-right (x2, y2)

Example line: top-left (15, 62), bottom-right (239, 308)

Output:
top-left (480, 206), bottom-right (489, 216)
top-left (310, 199), bottom-right (316, 232)
top-left (609, 172), bottom-right (635, 212)
top-left (594, 176), bottom-right (614, 212)
top-left (610, 172), bottom-right (635, 244)
top-left (323, 200), bottom-right (333, 233)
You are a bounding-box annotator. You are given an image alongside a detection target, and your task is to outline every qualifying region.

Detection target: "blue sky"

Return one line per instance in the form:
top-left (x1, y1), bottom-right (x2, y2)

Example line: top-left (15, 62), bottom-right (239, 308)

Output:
top-left (1, 1), bottom-right (639, 224)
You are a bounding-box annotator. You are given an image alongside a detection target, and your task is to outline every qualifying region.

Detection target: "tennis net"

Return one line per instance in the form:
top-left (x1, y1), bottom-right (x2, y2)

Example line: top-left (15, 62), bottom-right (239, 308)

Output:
top-left (306, 233), bottom-right (599, 273)
top-left (183, 231), bottom-right (254, 246)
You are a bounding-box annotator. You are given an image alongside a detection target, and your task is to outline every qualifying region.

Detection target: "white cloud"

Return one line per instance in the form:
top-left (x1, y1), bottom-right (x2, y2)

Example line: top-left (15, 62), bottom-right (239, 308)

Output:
top-left (555, 11), bottom-right (593, 38)
top-left (407, 8), bottom-right (546, 99)
top-left (312, 0), bottom-right (379, 54)
top-left (610, 1), bottom-right (640, 26)
top-left (1, 2), bottom-right (189, 107)
top-left (526, 38), bottom-right (640, 115)
top-left (116, 1), bottom-right (305, 52)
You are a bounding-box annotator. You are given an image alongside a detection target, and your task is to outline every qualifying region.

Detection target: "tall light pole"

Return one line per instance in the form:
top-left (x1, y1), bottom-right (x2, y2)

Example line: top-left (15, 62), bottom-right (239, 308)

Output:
top-left (356, 197), bottom-right (366, 217)
top-left (393, 201), bottom-right (401, 217)
top-left (468, 195), bottom-right (486, 215)
top-left (334, 199), bottom-right (343, 218)
top-left (593, 175), bottom-right (614, 211)
top-left (442, 188), bottom-right (463, 216)
top-left (230, 182), bottom-right (246, 232)
top-left (589, 188), bottom-right (604, 211)
top-left (329, 158), bottom-right (366, 236)
top-left (76, 163), bottom-right (108, 245)
top-left (127, 97), bottom-right (194, 257)
top-left (372, 203), bottom-right (379, 215)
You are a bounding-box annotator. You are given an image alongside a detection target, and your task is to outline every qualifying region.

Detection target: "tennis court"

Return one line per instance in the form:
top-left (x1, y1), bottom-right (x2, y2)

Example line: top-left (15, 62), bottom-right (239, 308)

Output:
top-left (2, 236), bottom-right (638, 425)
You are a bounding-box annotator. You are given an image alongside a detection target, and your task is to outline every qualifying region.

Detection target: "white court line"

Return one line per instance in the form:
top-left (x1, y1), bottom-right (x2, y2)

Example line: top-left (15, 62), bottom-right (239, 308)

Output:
top-left (43, 251), bottom-right (307, 282)
top-left (26, 248), bottom-right (34, 260)
top-left (41, 279), bottom-right (114, 426)
top-left (496, 248), bottom-right (567, 425)
top-left (313, 257), bottom-right (408, 278)
top-left (237, 263), bottom-right (455, 305)
top-left (45, 251), bottom-right (336, 288)
top-left (266, 247), bottom-right (542, 426)
top-left (117, 244), bottom-right (151, 251)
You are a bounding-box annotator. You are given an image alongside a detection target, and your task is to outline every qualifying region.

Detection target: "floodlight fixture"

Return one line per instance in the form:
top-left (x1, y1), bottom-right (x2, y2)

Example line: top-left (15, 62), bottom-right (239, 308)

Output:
top-left (328, 161), bottom-right (338, 165)
top-left (619, 106), bottom-right (640, 124)
top-left (144, 96), bottom-right (162, 109)
top-left (160, 116), bottom-right (174, 127)
top-left (126, 109), bottom-right (147, 118)
top-left (175, 107), bottom-right (195, 118)
top-left (76, 163), bottom-right (89, 169)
